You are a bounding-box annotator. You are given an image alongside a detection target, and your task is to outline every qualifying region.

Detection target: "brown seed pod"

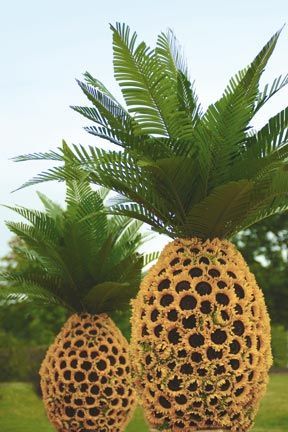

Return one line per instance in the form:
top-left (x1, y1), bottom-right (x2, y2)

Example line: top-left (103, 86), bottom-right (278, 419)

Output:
top-left (131, 238), bottom-right (272, 432)
top-left (40, 313), bottom-right (136, 432)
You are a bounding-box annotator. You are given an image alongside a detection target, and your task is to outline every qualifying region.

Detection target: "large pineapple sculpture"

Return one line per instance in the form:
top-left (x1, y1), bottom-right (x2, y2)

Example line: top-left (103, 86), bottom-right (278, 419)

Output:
top-left (0, 180), bottom-right (155, 432)
top-left (15, 24), bottom-right (288, 431)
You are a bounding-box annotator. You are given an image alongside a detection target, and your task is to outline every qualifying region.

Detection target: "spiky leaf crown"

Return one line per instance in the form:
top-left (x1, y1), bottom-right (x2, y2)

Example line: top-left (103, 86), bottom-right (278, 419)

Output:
top-left (15, 23), bottom-right (288, 239)
top-left (0, 181), bottom-right (157, 313)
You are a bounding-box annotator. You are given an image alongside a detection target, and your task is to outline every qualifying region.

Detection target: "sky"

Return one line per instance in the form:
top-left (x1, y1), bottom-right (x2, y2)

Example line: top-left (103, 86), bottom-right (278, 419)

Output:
top-left (0, 0), bottom-right (288, 255)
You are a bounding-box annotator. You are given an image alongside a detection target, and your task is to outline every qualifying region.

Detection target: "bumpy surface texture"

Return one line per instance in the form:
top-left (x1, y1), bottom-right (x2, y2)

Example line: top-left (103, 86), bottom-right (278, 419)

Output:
top-left (40, 313), bottom-right (136, 432)
top-left (131, 238), bottom-right (272, 432)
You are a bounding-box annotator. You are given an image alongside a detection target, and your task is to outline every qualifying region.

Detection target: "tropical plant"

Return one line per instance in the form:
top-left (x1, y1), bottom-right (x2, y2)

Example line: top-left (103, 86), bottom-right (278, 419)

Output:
top-left (0, 180), bottom-right (157, 432)
top-left (13, 23), bottom-right (288, 432)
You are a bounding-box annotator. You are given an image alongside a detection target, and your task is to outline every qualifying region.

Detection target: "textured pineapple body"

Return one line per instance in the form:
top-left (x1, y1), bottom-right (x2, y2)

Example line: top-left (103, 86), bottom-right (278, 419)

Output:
top-left (40, 313), bottom-right (136, 432)
top-left (131, 238), bottom-right (272, 432)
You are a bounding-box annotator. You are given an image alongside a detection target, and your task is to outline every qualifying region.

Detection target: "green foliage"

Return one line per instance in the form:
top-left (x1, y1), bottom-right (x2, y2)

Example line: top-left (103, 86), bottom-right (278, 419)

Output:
top-left (14, 24), bottom-right (288, 240)
top-left (0, 181), bottom-right (156, 314)
top-left (234, 213), bottom-right (288, 326)
top-left (271, 325), bottom-right (288, 368)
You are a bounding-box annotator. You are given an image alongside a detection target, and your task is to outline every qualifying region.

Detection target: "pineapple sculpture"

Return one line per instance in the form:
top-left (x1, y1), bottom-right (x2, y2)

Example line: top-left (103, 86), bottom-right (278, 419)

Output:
top-left (14, 23), bottom-right (288, 431)
top-left (0, 180), bottom-right (156, 432)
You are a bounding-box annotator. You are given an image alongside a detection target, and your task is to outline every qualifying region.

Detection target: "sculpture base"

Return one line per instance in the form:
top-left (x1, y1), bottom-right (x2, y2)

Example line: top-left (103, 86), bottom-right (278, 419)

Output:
top-left (150, 429), bottom-right (228, 432)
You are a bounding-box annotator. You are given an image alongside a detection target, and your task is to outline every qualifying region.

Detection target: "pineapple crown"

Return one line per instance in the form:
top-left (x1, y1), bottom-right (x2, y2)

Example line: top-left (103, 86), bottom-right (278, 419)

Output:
top-left (14, 23), bottom-right (288, 240)
top-left (0, 180), bottom-right (157, 314)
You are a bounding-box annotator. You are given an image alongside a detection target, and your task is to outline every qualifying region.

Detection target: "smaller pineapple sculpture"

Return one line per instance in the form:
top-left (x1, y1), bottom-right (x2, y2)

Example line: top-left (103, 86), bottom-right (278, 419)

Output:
top-left (0, 180), bottom-right (155, 432)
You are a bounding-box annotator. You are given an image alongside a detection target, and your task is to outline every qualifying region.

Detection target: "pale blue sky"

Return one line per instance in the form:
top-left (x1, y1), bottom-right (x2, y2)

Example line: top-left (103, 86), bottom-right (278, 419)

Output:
top-left (0, 0), bottom-right (288, 254)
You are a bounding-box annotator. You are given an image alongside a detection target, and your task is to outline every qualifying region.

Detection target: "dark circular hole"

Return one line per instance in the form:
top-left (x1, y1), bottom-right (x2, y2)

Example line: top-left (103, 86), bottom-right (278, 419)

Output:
top-left (197, 368), bottom-right (207, 376)
top-left (208, 269), bottom-right (220, 278)
top-left (97, 359), bottom-right (107, 371)
top-left (107, 355), bottom-right (116, 366)
top-left (236, 374), bottom-right (243, 383)
top-left (99, 344), bottom-right (108, 353)
top-left (220, 380), bottom-right (230, 391)
top-left (74, 371), bottom-right (85, 382)
top-left (173, 269), bottom-right (182, 276)
top-left (81, 361), bottom-right (92, 371)
top-left (145, 354), bottom-right (152, 365)
top-left (229, 359), bottom-right (240, 370)
top-left (91, 385), bottom-right (99, 395)
top-left (216, 293), bottom-right (229, 305)
top-left (189, 267), bottom-right (203, 278)
top-left (199, 256), bottom-right (210, 265)
top-left (218, 258), bottom-right (226, 264)
top-left (167, 309), bottom-right (178, 321)
top-left (191, 248), bottom-right (200, 254)
top-left (191, 352), bottom-right (202, 363)
top-left (142, 325), bottom-right (149, 336)
top-left (183, 259), bottom-right (191, 266)
top-left (235, 387), bottom-right (244, 396)
top-left (245, 335), bottom-right (252, 348)
top-left (177, 248), bottom-right (185, 253)
top-left (60, 361), bottom-right (66, 369)
top-left (230, 339), bottom-right (241, 354)
top-left (77, 409), bottom-right (85, 418)
top-left (211, 329), bottom-right (227, 344)
top-left (80, 383), bottom-right (88, 392)
top-left (207, 347), bottom-right (223, 360)
top-left (235, 304), bottom-right (243, 315)
top-left (148, 296), bottom-right (155, 305)
top-left (227, 271), bottom-right (236, 279)
top-left (154, 324), bottom-right (163, 337)
top-left (79, 350), bottom-right (88, 358)
top-left (75, 339), bottom-right (84, 347)
top-left (234, 284), bottom-right (245, 299)
top-left (232, 320), bottom-right (245, 336)
top-left (168, 376), bottom-right (182, 391)
top-left (221, 310), bottom-right (229, 321)
top-left (180, 295), bottom-right (197, 310)
top-left (151, 309), bottom-right (159, 322)
top-left (170, 258), bottom-right (180, 266)
top-left (177, 349), bottom-right (187, 358)
top-left (193, 401), bottom-right (202, 408)
top-left (196, 282), bottom-right (212, 296)
top-left (159, 396), bottom-right (171, 409)
top-left (86, 397), bottom-right (95, 405)
top-left (204, 383), bottom-right (214, 392)
top-left (188, 381), bottom-right (198, 391)
top-left (160, 294), bottom-right (174, 307)
top-left (214, 365), bottom-right (226, 375)
top-left (180, 363), bottom-right (193, 374)
top-left (168, 329), bottom-right (181, 344)
top-left (217, 281), bottom-right (227, 289)
top-left (189, 333), bottom-right (204, 348)
top-left (182, 314), bottom-right (196, 329)
top-left (63, 370), bottom-right (71, 380)
top-left (175, 394), bottom-right (187, 405)
top-left (88, 372), bottom-right (98, 382)
top-left (104, 387), bottom-right (113, 396)
top-left (89, 407), bottom-right (100, 416)
top-left (176, 281), bottom-right (190, 293)
top-left (158, 279), bottom-right (171, 291)
top-left (65, 406), bottom-right (75, 417)
top-left (257, 336), bottom-right (261, 350)
top-left (248, 371), bottom-right (254, 381)
top-left (200, 300), bottom-right (212, 314)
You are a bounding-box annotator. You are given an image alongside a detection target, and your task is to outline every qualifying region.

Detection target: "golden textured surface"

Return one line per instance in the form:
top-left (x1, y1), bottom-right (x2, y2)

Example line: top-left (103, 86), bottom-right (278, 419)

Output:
top-left (131, 238), bottom-right (272, 432)
top-left (40, 313), bottom-right (136, 432)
